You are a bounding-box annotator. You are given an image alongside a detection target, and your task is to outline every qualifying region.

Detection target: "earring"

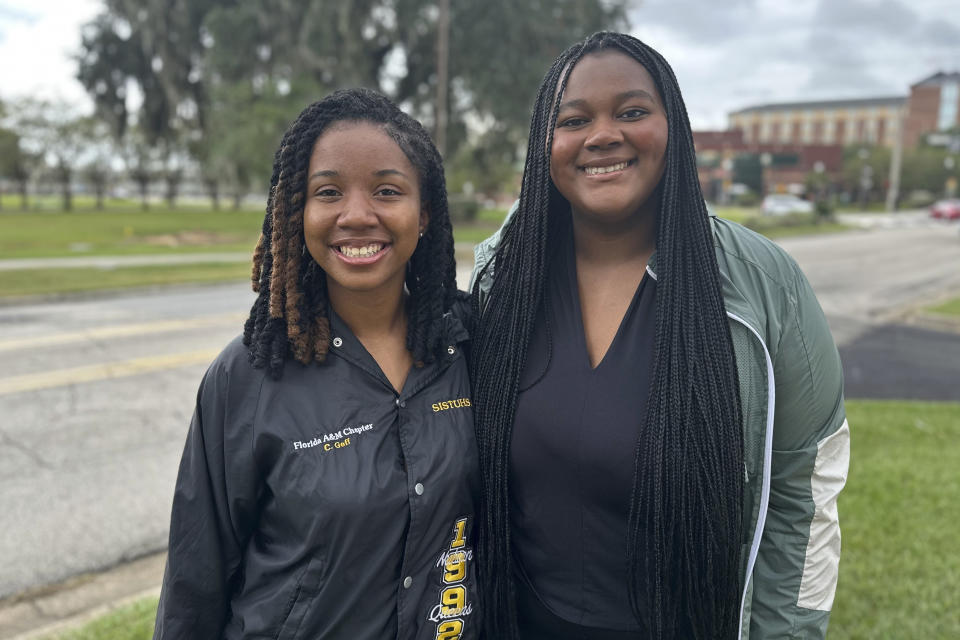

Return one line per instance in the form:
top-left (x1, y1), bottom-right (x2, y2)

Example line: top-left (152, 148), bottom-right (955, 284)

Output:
top-left (419, 229), bottom-right (424, 238)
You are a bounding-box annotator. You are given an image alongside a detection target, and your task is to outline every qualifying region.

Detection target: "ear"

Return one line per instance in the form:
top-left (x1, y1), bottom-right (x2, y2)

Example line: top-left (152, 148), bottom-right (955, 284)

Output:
top-left (419, 207), bottom-right (430, 235)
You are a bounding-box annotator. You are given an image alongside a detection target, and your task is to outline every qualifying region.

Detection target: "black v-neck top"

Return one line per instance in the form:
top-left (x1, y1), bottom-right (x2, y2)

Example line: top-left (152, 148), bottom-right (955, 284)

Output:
top-left (509, 230), bottom-right (656, 632)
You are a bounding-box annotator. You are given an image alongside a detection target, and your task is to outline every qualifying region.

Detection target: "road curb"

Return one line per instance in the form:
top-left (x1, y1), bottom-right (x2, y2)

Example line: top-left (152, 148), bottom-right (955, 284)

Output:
top-left (0, 552), bottom-right (165, 639)
top-left (899, 311), bottom-right (960, 335)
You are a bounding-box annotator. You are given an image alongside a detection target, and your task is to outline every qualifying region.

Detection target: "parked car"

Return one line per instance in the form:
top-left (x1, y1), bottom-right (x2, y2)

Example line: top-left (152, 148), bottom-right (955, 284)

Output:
top-left (761, 194), bottom-right (815, 216)
top-left (930, 199), bottom-right (960, 220)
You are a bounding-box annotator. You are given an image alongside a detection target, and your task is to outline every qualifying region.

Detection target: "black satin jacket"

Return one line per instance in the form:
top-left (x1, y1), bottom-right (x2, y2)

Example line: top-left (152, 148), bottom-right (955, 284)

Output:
top-left (154, 304), bottom-right (479, 640)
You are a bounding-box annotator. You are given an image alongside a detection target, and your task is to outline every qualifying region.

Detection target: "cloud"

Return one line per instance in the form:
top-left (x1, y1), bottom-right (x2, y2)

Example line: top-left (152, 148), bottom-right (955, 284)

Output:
top-left (0, 0), bottom-right (100, 107)
top-left (630, 0), bottom-right (757, 44)
top-left (920, 18), bottom-right (960, 47)
top-left (627, 0), bottom-right (960, 128)
top-left (811, 0), bottom-right (919, 37)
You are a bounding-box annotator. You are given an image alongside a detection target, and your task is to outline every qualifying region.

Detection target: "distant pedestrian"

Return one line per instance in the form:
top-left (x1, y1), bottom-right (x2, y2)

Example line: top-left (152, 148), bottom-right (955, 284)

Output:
top-left (470, 32), bottom-right (849, 639)
top-left (154, 88), bottom-right (479, 639)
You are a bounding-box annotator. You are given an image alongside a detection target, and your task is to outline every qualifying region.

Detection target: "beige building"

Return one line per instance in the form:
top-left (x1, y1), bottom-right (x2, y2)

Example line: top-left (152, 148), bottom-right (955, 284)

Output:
top-left (728, 96), bottom-right (906, 148)
top-left (728, 71), bottom-right (960, 151)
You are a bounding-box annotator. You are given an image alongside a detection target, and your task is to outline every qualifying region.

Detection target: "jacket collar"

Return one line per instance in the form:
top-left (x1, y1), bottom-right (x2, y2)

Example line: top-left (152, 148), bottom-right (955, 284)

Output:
top-left (326, 301), bottom-right (469, 387)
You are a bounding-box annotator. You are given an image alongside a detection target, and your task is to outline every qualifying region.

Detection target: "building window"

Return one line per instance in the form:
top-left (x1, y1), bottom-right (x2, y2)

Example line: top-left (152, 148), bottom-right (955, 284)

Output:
top-left (938, 82), bottom-right (959, 131)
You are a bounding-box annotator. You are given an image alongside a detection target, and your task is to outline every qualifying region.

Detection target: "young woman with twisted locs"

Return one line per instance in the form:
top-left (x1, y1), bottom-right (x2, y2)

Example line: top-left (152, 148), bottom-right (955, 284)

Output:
top-left (471, 32), bottom-right (849, 639)
top-left (155, 88), bottom-right (481, 640)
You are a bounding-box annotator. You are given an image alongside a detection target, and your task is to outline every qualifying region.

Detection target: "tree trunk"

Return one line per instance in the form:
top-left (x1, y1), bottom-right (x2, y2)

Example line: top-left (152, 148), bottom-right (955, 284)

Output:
top-left (57, 160), bottom-right (73, 211)
top-left (206, 178), bottom-right (220, 210)
top-left (232, 189), bottom-right (242, 210)
top-left (18, 179), bottom-right (28, 210)
top-left (138, 178), bottom-right (150, 210)
top-left (95, 183), bottom-right (105, 210)
top-left (165, 172), bottom-right (181, 208)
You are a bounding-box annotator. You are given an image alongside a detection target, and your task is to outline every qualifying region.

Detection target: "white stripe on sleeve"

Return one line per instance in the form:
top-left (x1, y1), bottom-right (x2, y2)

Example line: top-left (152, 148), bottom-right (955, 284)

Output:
top-left (797, 419), bottom-right (850, 610)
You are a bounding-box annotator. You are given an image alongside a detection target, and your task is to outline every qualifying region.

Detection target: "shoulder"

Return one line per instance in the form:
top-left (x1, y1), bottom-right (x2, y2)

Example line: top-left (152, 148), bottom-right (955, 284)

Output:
top-left (710, 216), bottom-right (805, 300)
top-left (200, 335), bottom-right (267, 397)
top-left (443, 290), bottom-right (473, 345)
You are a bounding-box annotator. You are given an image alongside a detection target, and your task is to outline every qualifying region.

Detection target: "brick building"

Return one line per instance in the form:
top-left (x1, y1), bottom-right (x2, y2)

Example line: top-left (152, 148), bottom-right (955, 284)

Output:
top-left (693, 129), bottom-right (843, 201)
top-left (903, 71), bottom-right (960, 148)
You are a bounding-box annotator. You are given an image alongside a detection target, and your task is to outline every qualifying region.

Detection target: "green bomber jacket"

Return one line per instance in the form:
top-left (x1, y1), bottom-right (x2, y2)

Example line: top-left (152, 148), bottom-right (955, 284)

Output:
top-left (471, 207), bottom-right (850, 639)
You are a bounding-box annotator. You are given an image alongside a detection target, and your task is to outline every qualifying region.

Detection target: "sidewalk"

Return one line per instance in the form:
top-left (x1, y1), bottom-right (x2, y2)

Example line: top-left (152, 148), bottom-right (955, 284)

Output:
top-left (0, 253), bottom-right (249, 271)
top-left (0, 243), bottom-right (478, 272)
top-left (0, 553), bottom-right (165, 639)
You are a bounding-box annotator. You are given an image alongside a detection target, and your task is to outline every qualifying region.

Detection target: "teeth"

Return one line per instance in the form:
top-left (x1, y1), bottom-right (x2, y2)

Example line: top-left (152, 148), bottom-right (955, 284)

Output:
top-left (585, 161), bottom-right (629, 175)
top-left (338, 243), bottom-right (383, 258)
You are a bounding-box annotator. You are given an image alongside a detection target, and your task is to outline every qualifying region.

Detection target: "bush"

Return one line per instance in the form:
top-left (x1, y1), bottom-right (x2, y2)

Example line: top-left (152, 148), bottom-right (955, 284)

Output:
top-left (743, 212), bottom-right (819, 231)
top-left (447, 195), bottom-right (480, 223)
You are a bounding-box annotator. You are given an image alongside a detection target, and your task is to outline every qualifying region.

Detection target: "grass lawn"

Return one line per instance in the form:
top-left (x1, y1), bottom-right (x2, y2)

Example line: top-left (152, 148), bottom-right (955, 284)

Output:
top-left (45, 597), bottom-right (158, 640)
top-left (829, 399), bottom-right (960, 639)
top-left (0, 203), bottom-right (505, 260)
top-left (0, 263), bottom-right (252, 298)
top-left (925, 296), bottom-right (960, 317)
top-left (37, 399), bottom-right (960, 639)
top-left (0, 206), bottom-right (265, 259)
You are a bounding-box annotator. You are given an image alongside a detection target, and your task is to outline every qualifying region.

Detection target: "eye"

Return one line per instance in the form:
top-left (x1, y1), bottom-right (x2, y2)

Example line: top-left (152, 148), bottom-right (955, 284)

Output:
top-left (376, 187), bottom-right (402, 197)
top-left (619, 108), bottom-right (648, 120)
top-left (557, 116), bottom-right (588, 129)
top-left (314, 188), bottom-right (341, 198)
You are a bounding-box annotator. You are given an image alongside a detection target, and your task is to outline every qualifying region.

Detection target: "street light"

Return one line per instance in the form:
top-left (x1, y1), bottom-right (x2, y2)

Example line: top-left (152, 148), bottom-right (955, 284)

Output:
top-left (945, 156), bottom-right (957, 198)
top-left (858, 148), bottom-right (872, 210)
top-left (721, 157), bottom-right (734, 204)
top-left (760, 152), bottom-right (772, 197)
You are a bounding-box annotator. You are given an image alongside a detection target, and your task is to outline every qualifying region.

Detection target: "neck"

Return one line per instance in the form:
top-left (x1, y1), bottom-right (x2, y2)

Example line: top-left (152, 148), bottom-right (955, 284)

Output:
top-left (326, 279), bottom-right (407, 341)
top-left (570, 205), bottom-right (656, 269)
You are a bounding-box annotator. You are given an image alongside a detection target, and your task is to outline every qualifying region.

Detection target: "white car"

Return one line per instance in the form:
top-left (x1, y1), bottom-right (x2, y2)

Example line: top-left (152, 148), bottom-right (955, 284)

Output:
top-left (761, 194), bottom-right (814, 216)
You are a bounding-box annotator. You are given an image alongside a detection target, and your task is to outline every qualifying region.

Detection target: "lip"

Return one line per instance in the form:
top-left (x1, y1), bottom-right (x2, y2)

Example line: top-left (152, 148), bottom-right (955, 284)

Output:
top-left (578, 158), bottom-right (636, 179)
top-left (330, 241), bottom-right (391, 265)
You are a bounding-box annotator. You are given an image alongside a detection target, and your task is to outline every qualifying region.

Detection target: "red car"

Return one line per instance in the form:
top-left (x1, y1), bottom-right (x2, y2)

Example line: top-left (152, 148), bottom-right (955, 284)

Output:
top-left (930, 199), bottom-right (960, 220)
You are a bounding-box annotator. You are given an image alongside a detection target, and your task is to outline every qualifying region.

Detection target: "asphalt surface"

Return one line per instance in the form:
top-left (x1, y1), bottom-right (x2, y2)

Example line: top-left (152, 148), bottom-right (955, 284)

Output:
top-left (840, 322), bottom-right (960, 401)
top-left (0, 215), bottom-right (958, 636)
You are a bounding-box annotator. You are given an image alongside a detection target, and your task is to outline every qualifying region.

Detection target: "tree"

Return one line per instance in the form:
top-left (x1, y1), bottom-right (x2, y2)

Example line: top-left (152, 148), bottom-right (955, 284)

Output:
top-left (0, 127), bottom-right (34, 210)
top-left (841, 145), bottom-right (890, 207)
top-left (77, 0), bottom-right (631, 205)
top-left (395, 0), bottom-right (629, 160)
top-left (8, 99), bottom-right (88, 211)
top-left (73, 116), bottom-right (118, 210)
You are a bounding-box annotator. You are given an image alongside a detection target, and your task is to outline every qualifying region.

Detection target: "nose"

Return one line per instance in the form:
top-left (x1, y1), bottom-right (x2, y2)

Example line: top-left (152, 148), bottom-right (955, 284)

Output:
top-left (336, 192), bottom-right (378, 228)
top-left (584, 117), bottom-right (623, 150)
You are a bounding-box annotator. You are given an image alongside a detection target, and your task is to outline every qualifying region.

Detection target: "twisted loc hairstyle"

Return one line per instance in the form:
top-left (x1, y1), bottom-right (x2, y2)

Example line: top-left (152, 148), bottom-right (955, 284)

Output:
top-left (244, 88), bottom-right (457, 379)
top-left (471, 32), bottom-right (744, 639)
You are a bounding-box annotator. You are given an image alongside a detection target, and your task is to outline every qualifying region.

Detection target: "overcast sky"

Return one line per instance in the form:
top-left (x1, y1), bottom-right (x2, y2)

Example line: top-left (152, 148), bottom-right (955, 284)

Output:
top-left (1, 0), bottom-right (958, 130)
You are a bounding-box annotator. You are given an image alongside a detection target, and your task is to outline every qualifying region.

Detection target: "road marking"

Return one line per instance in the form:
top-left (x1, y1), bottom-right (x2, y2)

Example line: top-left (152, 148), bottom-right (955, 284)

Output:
top-left (0, 313), bottom-right (245, 353)
top-left (0, 350), bottom-right (220, 395)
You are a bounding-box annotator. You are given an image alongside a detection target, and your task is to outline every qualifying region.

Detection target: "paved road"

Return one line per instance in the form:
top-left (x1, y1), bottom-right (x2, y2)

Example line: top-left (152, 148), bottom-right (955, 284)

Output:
top-left (0, 222), bottom-right (958, 600)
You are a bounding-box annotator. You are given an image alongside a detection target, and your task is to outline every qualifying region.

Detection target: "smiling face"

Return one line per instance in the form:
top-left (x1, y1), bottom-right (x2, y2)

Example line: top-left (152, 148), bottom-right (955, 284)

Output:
top-left (303, 121), bottom-right (427, 301)
top-left (550, 50), bottom-right (668, 228)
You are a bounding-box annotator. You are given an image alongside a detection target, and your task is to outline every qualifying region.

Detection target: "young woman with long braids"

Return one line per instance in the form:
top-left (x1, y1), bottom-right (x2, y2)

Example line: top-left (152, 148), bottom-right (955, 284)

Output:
top-left (154, 88), bottom-right (480, 639)
top-left (471, 33), bottom-right (849, 639)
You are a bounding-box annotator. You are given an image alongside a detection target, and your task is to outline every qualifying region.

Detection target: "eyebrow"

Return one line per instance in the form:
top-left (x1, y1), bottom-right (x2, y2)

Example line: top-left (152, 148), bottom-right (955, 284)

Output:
top-left (558, 89), bottom-right (658, 111)
top-left (307, 168), bottom-right (410, 181)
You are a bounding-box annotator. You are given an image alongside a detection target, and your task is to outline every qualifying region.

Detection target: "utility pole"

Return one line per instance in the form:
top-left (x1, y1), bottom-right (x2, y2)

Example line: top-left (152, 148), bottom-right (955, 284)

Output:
top-left (435, 0), bottom-right (450, 158)
top-left (886, 108), bottom-right (904, 212)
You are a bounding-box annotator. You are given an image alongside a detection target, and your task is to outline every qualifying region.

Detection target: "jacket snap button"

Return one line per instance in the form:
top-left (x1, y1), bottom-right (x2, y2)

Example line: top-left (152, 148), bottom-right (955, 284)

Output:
top-left (395, 398), bottom-right (405, 408)
top-left (414, 483), bottom-right (424, 495)
top-left (403, 576), bottom-right (413, 588)
top-left (332, 337), bottom-right (343, 347)
top-left (447, 346), bottom-right (455, 355)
